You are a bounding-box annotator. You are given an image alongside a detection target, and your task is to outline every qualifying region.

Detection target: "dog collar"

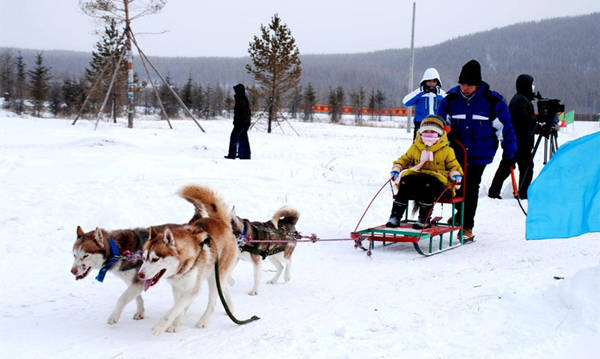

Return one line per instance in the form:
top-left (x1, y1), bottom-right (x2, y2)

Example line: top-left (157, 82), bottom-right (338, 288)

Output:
top-left (95, 238), bottom-right (120, 283)
top-left (236, 225), bottom-right (247, 247)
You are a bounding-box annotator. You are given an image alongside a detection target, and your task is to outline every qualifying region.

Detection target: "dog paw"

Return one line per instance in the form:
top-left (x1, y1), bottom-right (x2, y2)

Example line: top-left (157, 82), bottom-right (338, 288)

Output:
top-left (107, 314), bottom-right (119, 325)
top-left (267, 279), bottom-right (277, 284)
top-left (152, 323), bottom-right (167, 336)
top-left (195, 320), bottom-right (209, 328)
top-left (133, 312), bottom-right (144, 320)
top-left (248, 290), bottom-right (258, 296)
top-left (284, 275), bottom-right (291, 282)
top-left (166, 325), bottom-right (180, 333)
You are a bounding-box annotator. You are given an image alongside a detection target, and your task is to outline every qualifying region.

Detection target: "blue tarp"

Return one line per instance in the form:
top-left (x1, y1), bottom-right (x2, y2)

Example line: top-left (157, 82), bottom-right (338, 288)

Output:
top-left (526, 131), bottom-right (600, 240)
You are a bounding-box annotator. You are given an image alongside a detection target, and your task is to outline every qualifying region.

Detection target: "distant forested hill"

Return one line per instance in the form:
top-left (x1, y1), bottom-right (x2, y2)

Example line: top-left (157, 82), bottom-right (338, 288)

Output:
top-left (3, 12), bottom-right (599, 112)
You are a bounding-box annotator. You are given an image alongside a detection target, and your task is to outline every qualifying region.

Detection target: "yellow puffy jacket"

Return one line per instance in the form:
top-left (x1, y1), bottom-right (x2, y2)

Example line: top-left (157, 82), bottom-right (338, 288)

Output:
top-left (393, 132), bottom-right (463, 193)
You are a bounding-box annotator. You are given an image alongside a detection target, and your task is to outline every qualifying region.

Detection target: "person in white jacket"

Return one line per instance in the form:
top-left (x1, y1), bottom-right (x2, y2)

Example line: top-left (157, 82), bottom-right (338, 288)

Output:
top-left (403, 68), bottom-right (446, 139)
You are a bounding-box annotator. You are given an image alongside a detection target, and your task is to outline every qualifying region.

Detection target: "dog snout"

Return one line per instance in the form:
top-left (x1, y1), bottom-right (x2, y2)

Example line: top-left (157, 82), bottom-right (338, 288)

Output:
top-left (138, 272), bottom-right (145, 279)
top-left (71, 267), bottom-right (78, 275)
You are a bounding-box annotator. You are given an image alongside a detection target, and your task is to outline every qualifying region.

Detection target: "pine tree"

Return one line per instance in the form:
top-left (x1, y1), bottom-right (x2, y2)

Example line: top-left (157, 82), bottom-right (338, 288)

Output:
top-left (224, 92), bottom-right (234, 119)
top-left (302, 83), bottom-right (317, 122)
top-left (368, 89), bottom-right (376, 120)
top-left (14, 54), bottom-right (26, 115)
top-left (181, 75), bottom-right (194, 109)
top-left (158, 75), bottom-right (178, 118)
top-left (62, 77), bottom-right (85, 116)
top-left (350, 86), bottom-right (365, 124)
top-left (49, 81), bottom-right (63, 116)
top-left (84, 19), bottom-right (127, 118)
top-left (375, 90), bottom-right (385, 121)
top-left (328, 86), bottom-right (346, 123)
top-left (335, 86), bottom-right (345, 121)
top-left (246, 14), bottom-right (302, 132)
top-left (28, 53), bottom-right (51, 117)
top-left (192, 83), bottom-right (204, 117)
top-left (0, 51), bottom-right (15, 109)
top-left (288, 86), bottom-right (302, 119)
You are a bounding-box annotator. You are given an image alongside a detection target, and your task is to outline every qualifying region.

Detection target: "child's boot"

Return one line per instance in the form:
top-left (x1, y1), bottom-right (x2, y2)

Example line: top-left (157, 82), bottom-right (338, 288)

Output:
top-left (385, 200), bottom-right (407, 227)
top-left (413, 202), bottom-right (433, 229)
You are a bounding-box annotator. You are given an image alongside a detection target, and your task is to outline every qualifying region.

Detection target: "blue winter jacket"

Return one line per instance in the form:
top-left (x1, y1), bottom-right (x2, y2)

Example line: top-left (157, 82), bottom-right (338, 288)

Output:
top-left (437, 82), bottom-right (517, 165)
top-left (403, 87), bottom-right (446, 123)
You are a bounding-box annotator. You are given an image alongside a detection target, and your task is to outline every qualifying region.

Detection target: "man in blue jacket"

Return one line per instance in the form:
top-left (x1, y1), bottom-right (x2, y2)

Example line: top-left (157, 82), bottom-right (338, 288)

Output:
top-left (437, 59), bottom-right (517, 239)
top-left (403, 68), bottom-right (446, 139)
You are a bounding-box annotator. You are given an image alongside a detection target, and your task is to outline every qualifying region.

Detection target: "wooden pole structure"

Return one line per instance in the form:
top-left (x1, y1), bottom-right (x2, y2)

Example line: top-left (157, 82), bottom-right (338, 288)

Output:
top-left (94, 49), bottom-right (127, 129)
top-left (136, 45), bottom-right (173, 129)
top-left (72, 31), bottom-right (127, 126)
top-left (128, 29), bottom-right (206, 132)
top-left (407, 1), bottom-right (416, 133)
top-left (124, 0), bottom-right (135, 128)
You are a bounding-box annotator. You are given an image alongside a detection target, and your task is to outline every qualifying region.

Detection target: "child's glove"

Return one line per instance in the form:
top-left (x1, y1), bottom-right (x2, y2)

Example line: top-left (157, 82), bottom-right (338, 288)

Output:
top-left (451, 174), bottom-right (463, 183)
top-left (390, 165), bottom-right (402, 181)
top-left (451, 174), bottom-right (463, 190)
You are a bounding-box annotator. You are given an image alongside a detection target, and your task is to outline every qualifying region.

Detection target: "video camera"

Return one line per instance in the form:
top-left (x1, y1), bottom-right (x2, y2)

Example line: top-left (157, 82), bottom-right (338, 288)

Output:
top-left (535, 93), bottom-right (564, 126)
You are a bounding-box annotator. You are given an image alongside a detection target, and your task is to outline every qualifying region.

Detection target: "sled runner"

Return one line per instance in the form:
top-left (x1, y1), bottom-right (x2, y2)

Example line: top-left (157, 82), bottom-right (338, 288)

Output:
top-left (351, 141), bottom-right (473, 256)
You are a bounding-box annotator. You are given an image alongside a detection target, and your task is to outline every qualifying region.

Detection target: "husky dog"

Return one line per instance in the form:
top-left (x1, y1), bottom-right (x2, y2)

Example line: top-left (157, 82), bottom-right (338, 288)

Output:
top-left (230, 206), bottom-right (300, 295)
top-left (70, 225), bottom-right (170, 324)
top-left (138, 185), bottom-right (238, 335)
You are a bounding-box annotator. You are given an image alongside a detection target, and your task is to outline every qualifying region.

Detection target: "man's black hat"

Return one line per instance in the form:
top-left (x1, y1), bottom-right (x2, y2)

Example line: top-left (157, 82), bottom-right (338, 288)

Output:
top-left (458, 59), bottom-right (482, 86)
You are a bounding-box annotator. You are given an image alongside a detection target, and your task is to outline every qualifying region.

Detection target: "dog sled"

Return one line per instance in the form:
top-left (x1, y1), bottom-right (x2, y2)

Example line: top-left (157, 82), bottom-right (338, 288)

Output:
top-left (351, 141), bottom-right (473, 257)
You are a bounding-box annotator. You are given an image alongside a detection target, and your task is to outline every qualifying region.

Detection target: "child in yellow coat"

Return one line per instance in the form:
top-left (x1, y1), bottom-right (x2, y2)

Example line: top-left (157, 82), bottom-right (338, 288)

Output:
top-left (386, 115), bottom-right (463, 229)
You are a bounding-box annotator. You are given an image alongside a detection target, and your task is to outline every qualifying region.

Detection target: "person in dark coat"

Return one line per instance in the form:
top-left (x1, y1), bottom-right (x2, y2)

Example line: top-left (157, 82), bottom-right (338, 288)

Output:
top-left (225, 83), bottom-right (251, 159)
top-left (488, 74), bottom-right (536, 199)
top-left (437, 59), bottom-right (517, 239)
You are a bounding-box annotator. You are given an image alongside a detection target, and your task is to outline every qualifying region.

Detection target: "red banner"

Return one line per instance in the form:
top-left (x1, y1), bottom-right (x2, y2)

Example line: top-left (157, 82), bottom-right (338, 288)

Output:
top-left (313, 105), bottom-right (411, 116)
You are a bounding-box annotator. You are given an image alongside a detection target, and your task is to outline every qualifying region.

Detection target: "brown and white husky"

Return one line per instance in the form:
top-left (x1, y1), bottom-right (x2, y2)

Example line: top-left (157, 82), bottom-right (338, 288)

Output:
top-left (70, 225), bottom-right (172, 324)
top-left (138, 184), bottom-right (238, 335)
top-left (230, 206), bottom-right (300, 295)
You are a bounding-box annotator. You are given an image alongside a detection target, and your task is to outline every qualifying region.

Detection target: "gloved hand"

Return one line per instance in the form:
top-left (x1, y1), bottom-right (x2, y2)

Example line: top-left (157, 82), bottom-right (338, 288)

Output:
top-left (451, 174), bottom-right (463, 190)
top-left (451, 174), bottom-right (463, 183)
top-left (390, 170), bottom-right (400, 181)
top-left (423, 85), bottom-right (437, 94)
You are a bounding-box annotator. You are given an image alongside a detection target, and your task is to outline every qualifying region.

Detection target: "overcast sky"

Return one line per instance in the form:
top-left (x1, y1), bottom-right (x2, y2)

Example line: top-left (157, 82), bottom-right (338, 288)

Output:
top-left (1, 0), bottom-right (599, 57)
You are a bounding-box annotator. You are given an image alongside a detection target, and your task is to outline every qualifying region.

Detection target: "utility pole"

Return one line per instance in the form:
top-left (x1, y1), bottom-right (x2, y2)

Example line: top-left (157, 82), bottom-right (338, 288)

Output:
top-left (124, 0), bottom-right (134, 128)
top-left (407, 1), bottom-right (416, 133)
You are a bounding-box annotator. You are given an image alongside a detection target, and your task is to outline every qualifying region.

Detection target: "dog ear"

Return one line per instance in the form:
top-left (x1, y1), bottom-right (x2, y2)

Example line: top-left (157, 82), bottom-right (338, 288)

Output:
top-left (94, 227), bottom-right (105, 248)
top-left (148, 226), bottom-right (157, 240)
top-left (163, 228), bottom-right (177, 250)
top-left (77, 226), bottom-right (85, 238)
top-left (230, 206), bottom-right (236, 217)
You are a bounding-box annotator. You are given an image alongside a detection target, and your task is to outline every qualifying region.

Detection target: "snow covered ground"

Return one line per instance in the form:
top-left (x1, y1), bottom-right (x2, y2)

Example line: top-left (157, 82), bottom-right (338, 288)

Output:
top-left (1, 111), bottom-right (599, 359)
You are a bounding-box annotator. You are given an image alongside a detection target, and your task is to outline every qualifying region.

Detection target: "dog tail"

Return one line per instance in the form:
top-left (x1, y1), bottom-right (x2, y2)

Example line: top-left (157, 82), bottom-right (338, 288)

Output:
top-left (180, 185), bottom-right (231, 225)
top-left (272, 206), bottom-right (300, 228)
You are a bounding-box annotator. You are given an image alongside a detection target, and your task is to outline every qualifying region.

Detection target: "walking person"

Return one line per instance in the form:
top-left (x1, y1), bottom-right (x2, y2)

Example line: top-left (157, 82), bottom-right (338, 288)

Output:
top-left (488, 74), bottom-right (537, 199)
top-left (437, 59), bottom-right (517, 239)
top-left (225, 83), bottom-right (251, 159)
top-left (403, 68), bottom-right (446, 139)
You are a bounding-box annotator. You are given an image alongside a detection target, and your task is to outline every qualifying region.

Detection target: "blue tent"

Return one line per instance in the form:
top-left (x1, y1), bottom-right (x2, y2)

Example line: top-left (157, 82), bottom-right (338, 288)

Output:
top-left (526, 131), bottom-right (600, 240)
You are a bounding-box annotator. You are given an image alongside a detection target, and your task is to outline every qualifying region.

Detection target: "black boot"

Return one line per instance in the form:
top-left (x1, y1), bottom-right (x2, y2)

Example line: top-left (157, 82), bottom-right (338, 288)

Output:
top-left (385, 201), bottom-right (407, 227)
top-left (413, 203), bottom-right (433, 229)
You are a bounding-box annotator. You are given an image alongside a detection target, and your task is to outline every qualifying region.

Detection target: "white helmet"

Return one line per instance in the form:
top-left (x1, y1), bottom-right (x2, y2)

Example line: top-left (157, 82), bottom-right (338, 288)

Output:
top-left (420, 68), bottom-right (441, 87)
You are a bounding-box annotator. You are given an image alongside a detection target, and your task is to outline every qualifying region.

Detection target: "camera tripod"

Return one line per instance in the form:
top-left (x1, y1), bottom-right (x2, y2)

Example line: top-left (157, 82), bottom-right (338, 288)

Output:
top-left (531, 121), bottom-right (559, 165)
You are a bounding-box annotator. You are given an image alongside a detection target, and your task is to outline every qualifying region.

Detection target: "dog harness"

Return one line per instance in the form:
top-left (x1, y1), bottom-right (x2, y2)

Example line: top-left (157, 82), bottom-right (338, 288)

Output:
top-left (238, 222), bottom-right (288, 259)
top-left (96, 238), bottom-right (120, 282)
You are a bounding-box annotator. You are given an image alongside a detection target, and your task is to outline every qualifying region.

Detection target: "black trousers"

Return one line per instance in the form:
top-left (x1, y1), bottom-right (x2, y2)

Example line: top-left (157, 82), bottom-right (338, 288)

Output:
top-left (227, 125), bottom-right (251, 159)
top-left (395, 173), bottom-right (447, 204)
top-left (454, 164), bottom-right (486, 230)
top-left (489, 152), bottom-right (533, 198)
